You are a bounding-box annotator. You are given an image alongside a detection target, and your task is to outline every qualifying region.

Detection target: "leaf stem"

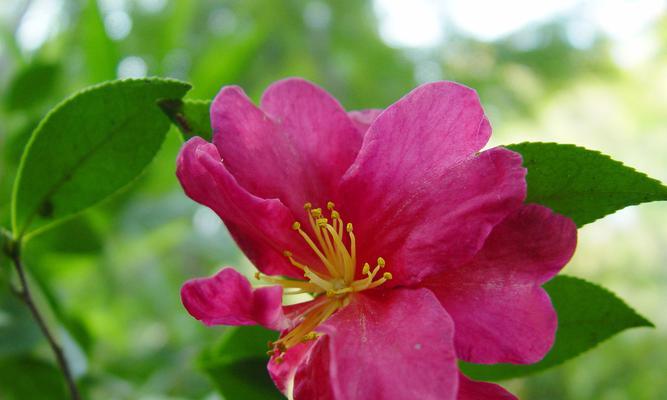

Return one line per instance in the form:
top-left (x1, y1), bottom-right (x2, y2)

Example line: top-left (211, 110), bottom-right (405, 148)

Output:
top-left (3, 235), bottom-right (81, 400)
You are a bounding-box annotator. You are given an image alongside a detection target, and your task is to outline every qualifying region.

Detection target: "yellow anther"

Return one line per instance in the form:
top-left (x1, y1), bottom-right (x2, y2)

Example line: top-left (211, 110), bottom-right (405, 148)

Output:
top-left (303, 332), bottom-right (319, 341)
top-left (362, 263), bottom-right (370, 275)
top-left (275, 356), bottom-right (284, 363)
top-left (276, 201), bottom-right (394, 353)
top-left (254, 272), bottom-right (261, 280)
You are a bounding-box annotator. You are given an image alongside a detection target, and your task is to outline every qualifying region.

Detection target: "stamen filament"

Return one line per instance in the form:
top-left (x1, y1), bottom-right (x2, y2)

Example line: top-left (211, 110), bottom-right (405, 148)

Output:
top-left (269, 201), bottom-right (393, 354)
top-left (308, 208), bottom-right (337, 268)
top-left (295, 225), bottom-right (340, 278)
top-left (255, 273), bottom-right (323, 292)
top-left (348, 224), bottom-right (357, 276)
top-left (325, 225), bottom-right (354, 282)
top-left (303, 267), bottom-right (334, 291)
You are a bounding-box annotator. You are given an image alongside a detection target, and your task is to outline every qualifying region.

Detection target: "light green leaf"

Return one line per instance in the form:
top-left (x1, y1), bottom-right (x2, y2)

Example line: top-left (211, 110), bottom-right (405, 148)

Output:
top-left (460, 275), bottom-right (653, 381)
top-left (159, 99), bottom-right (212, 141)
top-left (200, 326), bottom-right (283, 399)
top-left (11, 78), bottom-right (191, 239)
top-left (3, 61), bottom-right (61, 111)
top-left (506, 142), bottom-right (667, 227)
top-left (79, 0), bottom-right (119, 83)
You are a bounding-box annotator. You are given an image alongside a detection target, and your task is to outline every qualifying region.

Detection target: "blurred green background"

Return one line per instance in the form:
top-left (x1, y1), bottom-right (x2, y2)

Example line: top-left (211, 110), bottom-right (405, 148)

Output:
top-left (1, 0), bottom-right (666, 399)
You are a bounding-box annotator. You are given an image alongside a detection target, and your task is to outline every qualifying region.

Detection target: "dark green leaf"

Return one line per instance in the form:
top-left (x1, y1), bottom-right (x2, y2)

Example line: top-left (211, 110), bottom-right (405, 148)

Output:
top-left (11, 78), bottom-right (191, 239)
top-left (25, 216), bottom-right (103, 254)
top-left (460, 275), bottom-right (653, 381)
top-left (0, 357), bottom-right (69, 399)
top-left (200, 326), bottom-right (283, 399)
top-left (159, 99), bottom-right (212, 141)
top-left (3, 61), bottom-right (61, 111)
top-left (507, 142), bottom-right (667, 226)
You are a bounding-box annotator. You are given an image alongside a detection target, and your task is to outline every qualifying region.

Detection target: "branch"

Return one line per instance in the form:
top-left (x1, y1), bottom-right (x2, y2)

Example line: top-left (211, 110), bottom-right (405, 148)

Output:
top-left (4, 236), bottom-right (81, 400)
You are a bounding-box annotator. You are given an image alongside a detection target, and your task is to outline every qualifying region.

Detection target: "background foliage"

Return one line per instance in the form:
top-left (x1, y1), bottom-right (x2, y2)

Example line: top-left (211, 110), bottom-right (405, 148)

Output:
top-left (1, 0), bottom-right (666, 399)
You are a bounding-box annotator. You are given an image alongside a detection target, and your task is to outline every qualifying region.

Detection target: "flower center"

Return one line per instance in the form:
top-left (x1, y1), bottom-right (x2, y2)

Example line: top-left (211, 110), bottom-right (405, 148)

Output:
top-left (256, 201), bottom-right (391, 360)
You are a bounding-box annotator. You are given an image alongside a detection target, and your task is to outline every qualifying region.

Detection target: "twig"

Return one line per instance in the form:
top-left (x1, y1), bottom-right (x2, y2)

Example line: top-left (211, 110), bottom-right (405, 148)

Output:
top-left (5, 238), bottom-right (81, 400)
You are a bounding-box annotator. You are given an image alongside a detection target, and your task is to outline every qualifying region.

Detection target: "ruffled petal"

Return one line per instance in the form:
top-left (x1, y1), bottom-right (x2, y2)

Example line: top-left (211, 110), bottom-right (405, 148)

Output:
top-left (457, 373), bottom-right (517, 400)
top-left (177, 137), bottom-right (320, 277)
top-left (340, 146), bottom-right (526, 285)
top-left (211, 78), bottom-right (361, 215)
top-left (422, 204), bottom-right (577, 364)
top-left (293, 288), bottom-right (458, 400)
top-left (348, 109), bottom-right (383, 137)
top-left (181, 268), bottom-right (286, 330)
top-left (340, 81), bottom-right (490, 190)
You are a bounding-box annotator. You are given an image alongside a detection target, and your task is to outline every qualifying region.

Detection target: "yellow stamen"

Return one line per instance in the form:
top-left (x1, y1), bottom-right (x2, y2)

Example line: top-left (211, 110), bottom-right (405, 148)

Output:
top-left (294, 224), bottom-right (340, 278)
top-left (264, 201), bottom-right (393, 355)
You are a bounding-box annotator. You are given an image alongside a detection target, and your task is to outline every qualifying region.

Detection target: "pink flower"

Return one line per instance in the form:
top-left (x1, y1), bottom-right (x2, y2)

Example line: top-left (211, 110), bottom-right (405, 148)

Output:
top-left (177, 78), bottom-right (577, 399)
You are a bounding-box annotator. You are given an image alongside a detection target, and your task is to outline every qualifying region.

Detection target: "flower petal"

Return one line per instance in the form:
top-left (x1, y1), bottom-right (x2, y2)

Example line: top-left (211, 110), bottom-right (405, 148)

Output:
top-left (347, 109), bottom-right (383, 137)
top-left (457, 373), bottom-right (517, 400)
top-left (293, 288), bottom-right (458, 400)
top-left (341, 81), bottom-right (490, 188)
top-left (181, 267), bottom-right (286, 330)
top-left (268, 341), bottom-right (315, 395)
top-left (177, 137), bottom-right (319, 277)
top-left (211, 79), bottom-right (361, 215)
top-left (340, 146), bottom-right (526, 285)
top-left (422, 204), bottom-right (577, 364)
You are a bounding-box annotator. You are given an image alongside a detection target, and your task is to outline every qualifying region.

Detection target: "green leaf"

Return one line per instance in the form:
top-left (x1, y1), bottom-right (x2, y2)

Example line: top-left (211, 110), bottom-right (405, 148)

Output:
top-left (11, 78), bottom-right (191, 239)
top-left (506, 142), bottom-right (667, 227)
top-left (0, 357), bottom-right (69, 399)
top-left (460, 275), bottom-right (653, 381)
top-left (190, 29), bottom-right (266, 98)
top-left (200, 326), bottom-right (283, 399)
top-left (3, 61), bottom-right (61, 111)
top-left (79, 0), bottom-right (119, 83)
top-left (159, 99), bottom-right (212, 141)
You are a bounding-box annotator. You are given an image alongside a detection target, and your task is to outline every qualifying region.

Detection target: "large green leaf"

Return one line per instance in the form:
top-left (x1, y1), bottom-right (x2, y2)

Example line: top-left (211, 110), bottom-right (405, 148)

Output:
top-left (200, 326), bottom-right (283, 399)
top-left (11, 78), bottom-right (191, 239)
top-left (460, 275), bottom-right (653, 381)
top-left (507, 142), bottom-right (667, 227)
top-left (159, 99), bottom-right (212, 141)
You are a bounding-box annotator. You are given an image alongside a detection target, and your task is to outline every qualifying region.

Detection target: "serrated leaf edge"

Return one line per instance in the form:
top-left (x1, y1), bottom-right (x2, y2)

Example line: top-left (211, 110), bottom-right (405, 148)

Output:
top-left (505, 141), bottom-right (667, 226)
